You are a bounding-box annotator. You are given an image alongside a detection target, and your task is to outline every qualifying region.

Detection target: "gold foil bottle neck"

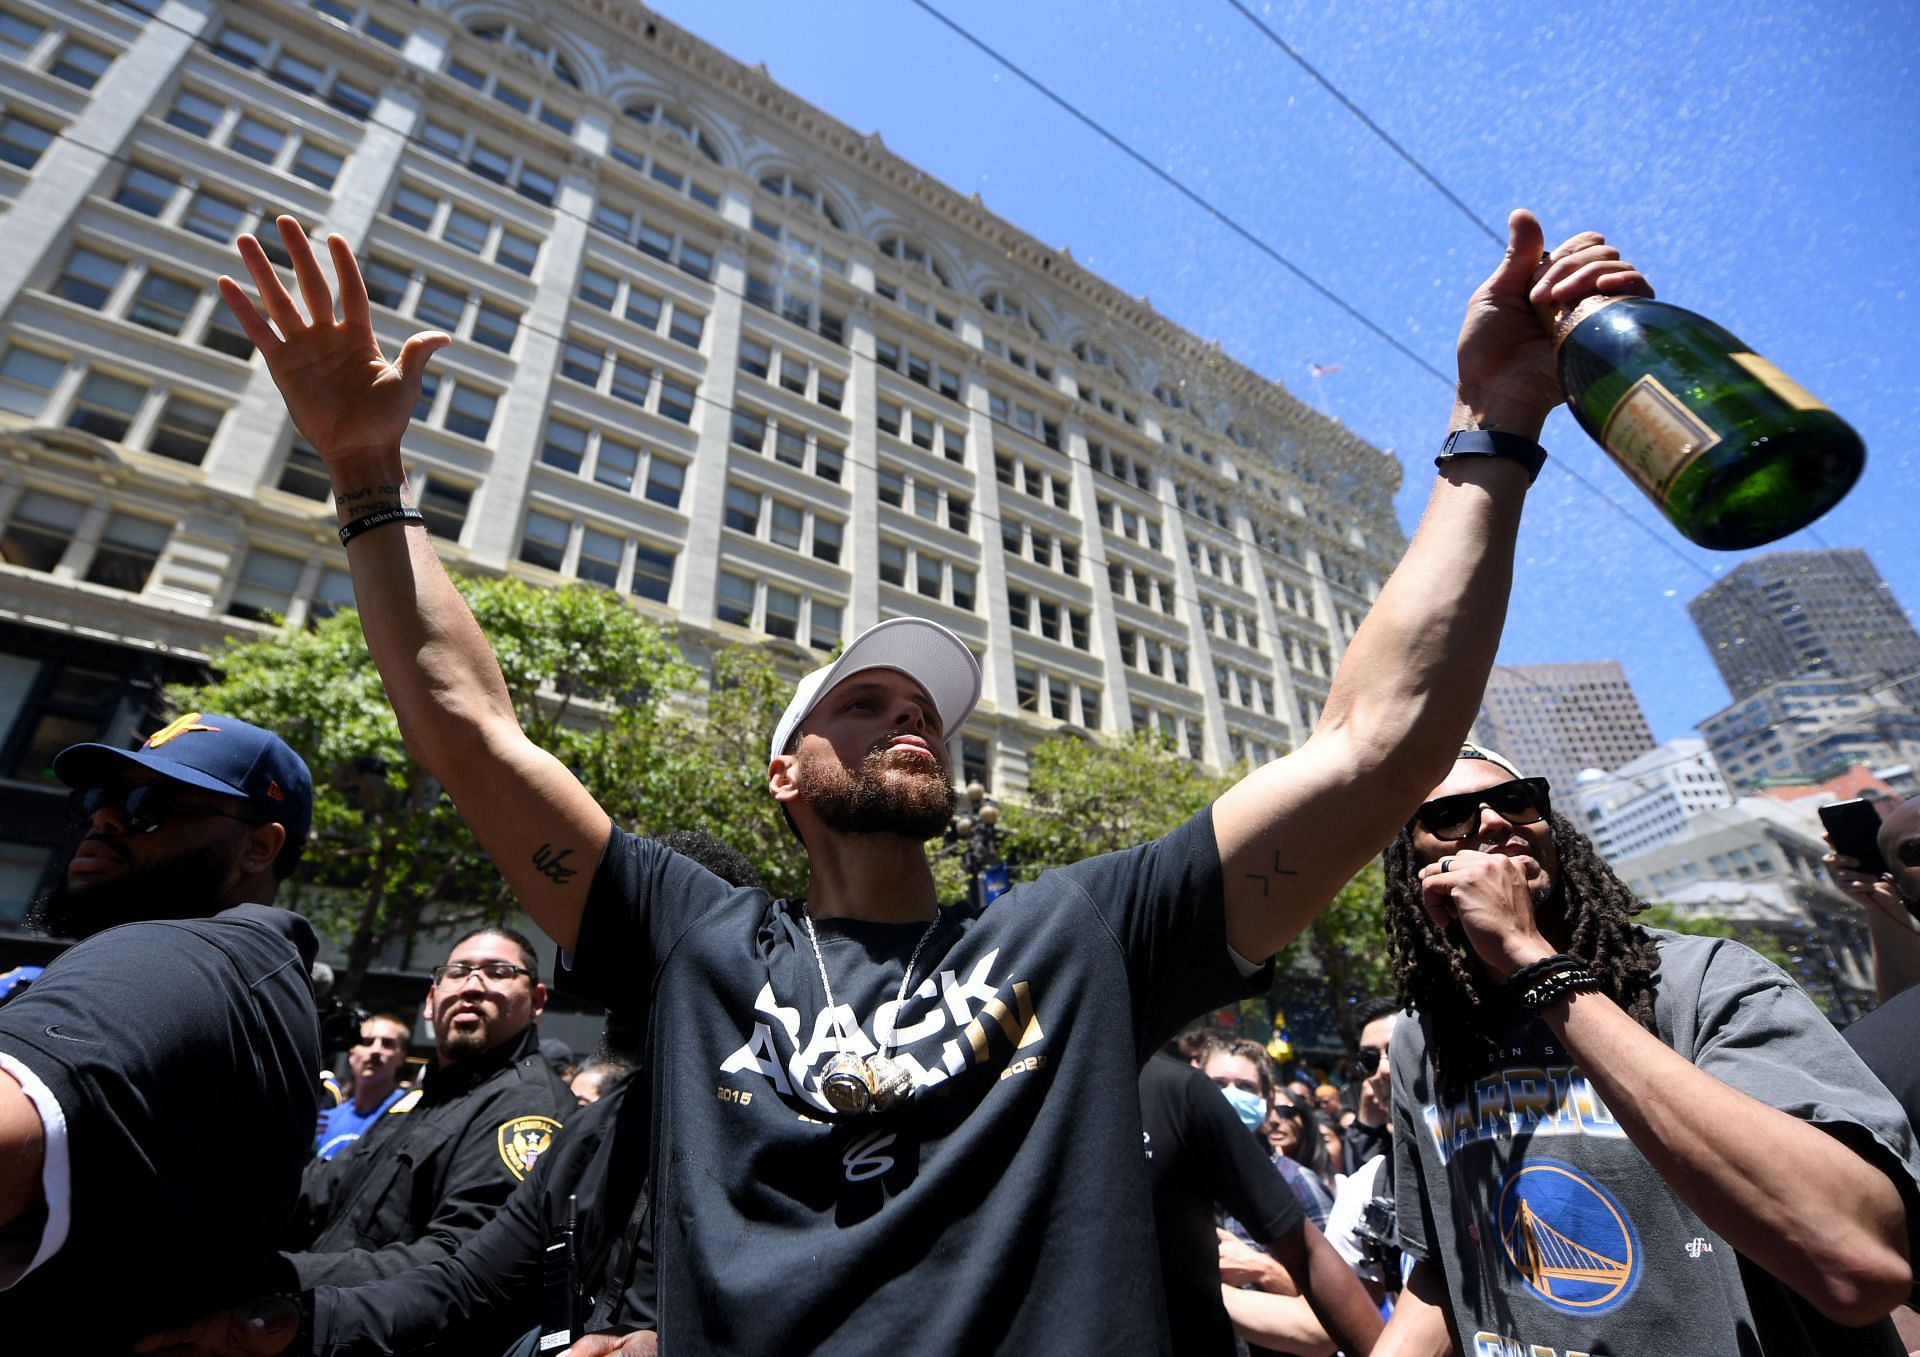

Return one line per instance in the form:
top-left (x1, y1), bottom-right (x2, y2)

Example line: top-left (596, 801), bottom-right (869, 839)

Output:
top-left (1551, 294), bottom-right (1620, 351)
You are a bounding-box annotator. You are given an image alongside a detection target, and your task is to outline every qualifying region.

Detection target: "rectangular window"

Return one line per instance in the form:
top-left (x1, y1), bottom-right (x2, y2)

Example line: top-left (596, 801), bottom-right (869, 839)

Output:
top-left (723, 485), bottom-right (760, 535)
top-left (950, 567), bottom-right (976, 612)
top-left (812, 516), bottom-right (842, 565)
top-left (947, 497), bottom-right (971, 534)
top-left (226, 547), bottom-right (302, 622)
top-left (54, 248), bottom-right (124, 310)
top-left (738, 338), bottom-right (770, 378)
top-left (877, 400), bottom-right (902, 438)
top-left (147, 394), bottom-right (223, 464)
top-left (0, 11), bottom-right (46, 59)
top-left (310, 567), bottom-right (355, 622)
top-left (561, 341), bottom-right (603, 386)
top-left (0, 492), bottom-right (85, 571)
top-left (668, 308), bottom-right (703, 349)
top-left (181, 191), bottom-right (246, 243)
top-left (877, 467), bottom-right (904, 508)
top-left (715, 572), bottom-right (754, 627)
top-left (0, 347), bottom-right (61, 416)
top-left (471, 304), bottom-right (519, 354)
top-left (780, 356), bottom-right (808, 396)
top-left (764, 586), bottom-right (800, 641)
top-left (496, 231), bottom-right (539, 277)
top-left (361, 257), bottom-right (409, 311)
top-left (576, 527), bottom-right (621, 588)
top-left (943, 426), bottom-right (966, 463)
top-left (656, 378), bottom-right (695, 424)
top-left (878, 540), bottom-right (906, 587)
top-left (814, 440), bottom-right (843, 484)
top-left (1015, 667), bottom-right (1039, 713)
top-left (68, 371), bottom-right (147, 441)
top-left (644, 456), bottom-right (684, 508)
top-left (83, 513), bottom-right (167, 592)
top-left (1048, 676), bottom-right (1071, 721)
top-left (211, 26), bottom-right (268, 69)
top-left (817, 372), bottom-right (844, 411)
top-left (769, 500), bottom-right (804, 551)
top-left (520, 512), bottom-right (569, 571)
top-left (810, 599), bottom-right (841, 651)
top-left (541, 420), bottom-right (588, 473)
top-left (730, 409), bottom-right (766, 452)
top-left (443, 207), bottom-right (490, 255)
top-left (444, 384), bottom-right (496, 440)
top-left (595, 438), bottom-right (637, 492)
top-left (414, 279), bottom-right (465, 331)
top-left (609, 358), bottom-right (651, 407)
top-left (577, 269), bottom-right (617, 311)
top-left (631, 543), bottom-right (673, 603)
top-left (166, 90), bottom-right (224, 139)
top-left (229, 116), bottom-right (287, 165)
top-left (774, 425), bottom-right (806, 469)
top-left (114, 166), bottom-right (174, 217)
top-left (916, 553), bottom-right (942, 600)
top-left (417, 477), bottom-right (472, 540)
top-left (277, 438), bottom-right (330, 499)
top-left (327, 79), bottom-right (376, 121)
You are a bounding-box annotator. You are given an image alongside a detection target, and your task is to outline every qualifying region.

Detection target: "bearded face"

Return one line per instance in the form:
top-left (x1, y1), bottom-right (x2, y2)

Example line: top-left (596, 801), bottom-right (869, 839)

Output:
top-left (793, 738), bottom-right (956, 841)
top-left (28, 833), bottom-right (244, 941)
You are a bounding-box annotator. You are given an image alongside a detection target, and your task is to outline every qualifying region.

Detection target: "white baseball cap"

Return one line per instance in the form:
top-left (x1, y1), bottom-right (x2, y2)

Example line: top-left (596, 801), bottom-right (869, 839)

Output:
top-left (768, 617), bottom-right (982, 766)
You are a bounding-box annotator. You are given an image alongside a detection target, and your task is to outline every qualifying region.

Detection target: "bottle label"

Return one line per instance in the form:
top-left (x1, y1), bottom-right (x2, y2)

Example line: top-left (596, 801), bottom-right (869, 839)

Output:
top-left (1601, 375), bottom-right (1721, 499)
top-left (1730, 352), bottom-right (1827, 411)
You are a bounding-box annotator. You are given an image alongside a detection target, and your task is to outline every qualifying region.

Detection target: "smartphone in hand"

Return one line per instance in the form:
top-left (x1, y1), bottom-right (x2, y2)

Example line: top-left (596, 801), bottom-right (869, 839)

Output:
top-left (1820, 798), bottom-right (1889, 876)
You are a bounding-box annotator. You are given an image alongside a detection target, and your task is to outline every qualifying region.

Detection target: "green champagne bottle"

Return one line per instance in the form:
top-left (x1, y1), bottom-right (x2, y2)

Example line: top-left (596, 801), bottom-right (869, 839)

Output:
top-left (1554, 296), bottom-right (1864, 549)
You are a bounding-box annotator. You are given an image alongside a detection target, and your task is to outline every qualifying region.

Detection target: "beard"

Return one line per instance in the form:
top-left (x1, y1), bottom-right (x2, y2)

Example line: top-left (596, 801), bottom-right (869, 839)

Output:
top-left (28, 834), bottom-right (242, 941)
top-left (795, 742), bottom-right (956, 840)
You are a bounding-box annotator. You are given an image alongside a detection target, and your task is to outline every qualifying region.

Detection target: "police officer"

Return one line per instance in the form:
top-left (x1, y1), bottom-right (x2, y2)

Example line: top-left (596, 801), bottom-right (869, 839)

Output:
top-left (0, 713), bottom-right (319, 1349)
top-left (282, 925), bottom-right (573, 1286)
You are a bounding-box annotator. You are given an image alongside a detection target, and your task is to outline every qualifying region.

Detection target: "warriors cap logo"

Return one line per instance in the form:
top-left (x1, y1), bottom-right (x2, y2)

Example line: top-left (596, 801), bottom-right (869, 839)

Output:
top-left (146, 713), bottom-right (220, 748)
top-left (498, 1115), bottom-right (562, 1181)
top-left (1493, 1159), bottom-right (1641, 1314)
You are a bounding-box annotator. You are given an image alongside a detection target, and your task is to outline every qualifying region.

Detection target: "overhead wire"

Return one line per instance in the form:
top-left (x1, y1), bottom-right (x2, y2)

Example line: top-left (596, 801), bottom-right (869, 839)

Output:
top-left (8, 1), bottom-right (1903, 754)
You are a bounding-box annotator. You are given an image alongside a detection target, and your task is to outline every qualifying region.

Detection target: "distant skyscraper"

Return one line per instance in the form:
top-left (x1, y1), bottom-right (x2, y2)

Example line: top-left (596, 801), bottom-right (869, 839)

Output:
top-left (1474, 661), bottom-right (1658, 830)
top-left (1687, 549), bottom-right (1920, 712)
top-left (1576, 738), bottom-right (1731, 861)
top-left (1697, 675), bottom-right (1920, 794)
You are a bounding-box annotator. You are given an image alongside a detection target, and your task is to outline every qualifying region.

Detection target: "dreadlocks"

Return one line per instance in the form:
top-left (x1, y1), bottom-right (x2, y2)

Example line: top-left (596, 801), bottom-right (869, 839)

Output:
top-left (1383, 810), bottom-right (1661, 1104)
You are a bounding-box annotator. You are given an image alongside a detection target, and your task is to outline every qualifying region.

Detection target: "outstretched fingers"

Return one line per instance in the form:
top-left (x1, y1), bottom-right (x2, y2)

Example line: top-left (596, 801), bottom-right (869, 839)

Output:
top-left (230, 233), bottom-right (302, 340)
top-left (276, 216), bottom-right (337, 329)
top-left (329, 231), bottom-right (371, 332)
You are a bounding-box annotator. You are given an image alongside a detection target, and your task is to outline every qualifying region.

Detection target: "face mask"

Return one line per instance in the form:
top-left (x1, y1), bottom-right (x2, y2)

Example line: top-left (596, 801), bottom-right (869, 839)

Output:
top-left (1221, 1084), bottom-right (1266, 1131)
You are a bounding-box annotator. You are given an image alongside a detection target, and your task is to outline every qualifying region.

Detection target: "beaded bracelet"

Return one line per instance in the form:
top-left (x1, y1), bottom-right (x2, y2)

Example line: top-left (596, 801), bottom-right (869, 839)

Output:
top-left (338, 506), bottom-right (426, 546)
top-left (1507, 952), bottom-right (1582, 993)
top-left (1520, 967), bottom-right (1601, 1011)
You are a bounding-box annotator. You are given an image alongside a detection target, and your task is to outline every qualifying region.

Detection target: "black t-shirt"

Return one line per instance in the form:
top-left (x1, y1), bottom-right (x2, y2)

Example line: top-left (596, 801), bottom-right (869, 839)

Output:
top-left (1846, 982), bottom-right (1920, 1302)
top-left (0, 904), bottom-right (320, 1347)
top-left (1139, 1052), bottom-right (1304, 1357)
top-left (560, 809), bottom-right (1268, 1355)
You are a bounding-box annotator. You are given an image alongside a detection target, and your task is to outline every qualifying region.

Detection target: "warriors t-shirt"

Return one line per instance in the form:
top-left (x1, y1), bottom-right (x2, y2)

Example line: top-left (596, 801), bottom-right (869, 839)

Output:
top-left (1392, 930), bottom-right (1920, 1357)
top-left (561, 809), bottom-right (1267, 1355)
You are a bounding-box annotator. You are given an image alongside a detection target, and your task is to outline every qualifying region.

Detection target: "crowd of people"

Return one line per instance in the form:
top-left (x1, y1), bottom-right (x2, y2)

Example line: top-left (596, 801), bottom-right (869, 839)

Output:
top-left (1, 206), bottom-right (1917, 1356)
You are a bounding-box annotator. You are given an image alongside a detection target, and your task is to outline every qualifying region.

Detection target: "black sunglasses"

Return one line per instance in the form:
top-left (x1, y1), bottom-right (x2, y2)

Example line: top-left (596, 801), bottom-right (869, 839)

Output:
top-left (1357, 1046), bottom-right (1383, 1076)
top-left (67, 782), bottom-right (264, 835)
top-left (1411, 776), bottom-right (1552, 841)
top-left (1898, 838), bottom-right (1920, 869)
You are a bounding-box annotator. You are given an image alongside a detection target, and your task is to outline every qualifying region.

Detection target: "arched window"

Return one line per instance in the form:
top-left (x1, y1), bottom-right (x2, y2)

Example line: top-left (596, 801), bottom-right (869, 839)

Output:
top-left (757, 171), bottom-right (844, 230)
top-left (466, 20), bottom-right (577, 86)
top-left (982, 288), bottom-right (1048, 340)
top-left (877, 233), bottom-right (952, 288)
top-left (623, 101), bottom-right (723, 163)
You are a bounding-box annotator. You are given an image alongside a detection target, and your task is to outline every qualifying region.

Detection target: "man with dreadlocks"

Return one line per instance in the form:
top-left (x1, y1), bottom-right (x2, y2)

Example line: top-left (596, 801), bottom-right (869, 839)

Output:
top-left (1370, 743), bottom-right (1920, 1357)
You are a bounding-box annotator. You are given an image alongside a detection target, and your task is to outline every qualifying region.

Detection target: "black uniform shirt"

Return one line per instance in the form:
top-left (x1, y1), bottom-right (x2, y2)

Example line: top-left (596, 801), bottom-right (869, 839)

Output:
top-left (0, 904), bottom-right (320, 1348)
top-left (1140, 1052), bottom-right (1306, 1357)
top-left (284, 1022), bottom-right (573, 1287)
top-left (300, 1073), bottom-right (653, 1355)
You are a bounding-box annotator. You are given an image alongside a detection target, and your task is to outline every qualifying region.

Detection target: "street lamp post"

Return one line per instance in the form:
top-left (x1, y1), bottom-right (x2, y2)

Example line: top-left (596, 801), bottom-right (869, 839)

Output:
top-left (945, 779), bottom-right (1003, 909)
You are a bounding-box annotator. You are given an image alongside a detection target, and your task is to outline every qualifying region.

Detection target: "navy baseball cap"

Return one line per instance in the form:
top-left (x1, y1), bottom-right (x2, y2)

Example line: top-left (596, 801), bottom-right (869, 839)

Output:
top-left (52, 712), bottom-right (313, 850)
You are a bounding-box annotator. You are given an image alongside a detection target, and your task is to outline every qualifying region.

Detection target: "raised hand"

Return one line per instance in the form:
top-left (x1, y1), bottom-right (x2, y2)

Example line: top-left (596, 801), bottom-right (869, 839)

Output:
top-left (1453, 208), bottom-right (1654, 439)
top-left (132, 1297), bottom-right (300, 1357)
top-left (1417, 849), bottom-right (1556, 982)
top-left (217, 216), bottom-right (449, 472)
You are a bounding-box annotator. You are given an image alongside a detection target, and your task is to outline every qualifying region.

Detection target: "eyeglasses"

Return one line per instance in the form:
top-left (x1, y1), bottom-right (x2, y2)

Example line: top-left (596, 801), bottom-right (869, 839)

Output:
top-left (430, 961), bottom-right (535, 987)
top-left (1411, 777), bottom-right (1552, 841)
top-left (1357, 1046), bottom-right (1384, 1076)
top-left (67, 782), bottom-right (264, 835)
top-left (1267, 1103), bottom-right (1304, 1121)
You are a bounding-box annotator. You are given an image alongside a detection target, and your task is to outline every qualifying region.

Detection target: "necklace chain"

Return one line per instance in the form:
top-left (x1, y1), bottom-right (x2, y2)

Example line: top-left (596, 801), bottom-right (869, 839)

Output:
top-left (800, 908), bottom-right (940, 1064)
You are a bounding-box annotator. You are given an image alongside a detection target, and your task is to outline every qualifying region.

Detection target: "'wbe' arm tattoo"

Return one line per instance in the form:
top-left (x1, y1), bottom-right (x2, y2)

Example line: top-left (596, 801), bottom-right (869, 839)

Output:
top-left (532, 843), bottom-right (580, 885)
top-left (1243, 848), bottom-right (1300, 899)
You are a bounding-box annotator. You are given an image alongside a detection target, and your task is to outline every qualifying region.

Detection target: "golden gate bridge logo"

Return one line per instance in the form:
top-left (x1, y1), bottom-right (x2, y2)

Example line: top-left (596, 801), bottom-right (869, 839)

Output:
top-left (1494, 1161), bottom-right (1640, 1313)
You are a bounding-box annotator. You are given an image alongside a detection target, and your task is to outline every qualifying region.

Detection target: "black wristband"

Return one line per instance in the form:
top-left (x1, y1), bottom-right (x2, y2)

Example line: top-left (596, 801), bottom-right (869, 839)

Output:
top-left (1435, 429), bottom-right (1548, 485)
top-left (1520, 967), bottom-right (1601, 1011)
top-left (1506, 952), bottom-right (1582, 993)
top-left (338, 507), bottom-right (426, 546)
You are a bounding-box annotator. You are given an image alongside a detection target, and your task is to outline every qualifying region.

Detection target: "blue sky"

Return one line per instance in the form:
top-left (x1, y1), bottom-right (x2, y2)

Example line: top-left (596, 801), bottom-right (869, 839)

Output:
top-left (653, 0), bottom-right (1919, 742)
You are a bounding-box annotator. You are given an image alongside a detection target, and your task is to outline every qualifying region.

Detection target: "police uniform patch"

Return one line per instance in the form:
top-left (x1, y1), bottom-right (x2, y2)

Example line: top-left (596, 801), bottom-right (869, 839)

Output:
top-left (498, 1115), bottom-right (561, 1180)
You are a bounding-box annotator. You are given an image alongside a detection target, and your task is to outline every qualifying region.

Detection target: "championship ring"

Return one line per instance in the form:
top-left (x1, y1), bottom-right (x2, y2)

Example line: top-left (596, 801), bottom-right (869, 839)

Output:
top-left (820, 1051), bottom-right (874, 1114)
top-left (865, 1053), bottom-right (913, 1112)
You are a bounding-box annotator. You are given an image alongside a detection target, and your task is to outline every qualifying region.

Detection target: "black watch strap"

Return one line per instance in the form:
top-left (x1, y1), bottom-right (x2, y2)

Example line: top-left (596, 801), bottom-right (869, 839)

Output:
top-left (1435, 429), bottom-right (1547, 485)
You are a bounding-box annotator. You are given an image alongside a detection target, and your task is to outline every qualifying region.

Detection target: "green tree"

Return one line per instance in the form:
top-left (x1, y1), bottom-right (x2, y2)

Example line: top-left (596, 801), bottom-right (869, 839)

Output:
top-left (997, 730), bottom-right (1238, 871)
top-left (170, 575), bottom-right (690, 999)
top-left (1635, 901), bottom-right (1794, 971)
top-left (1273, 860), bottom-right (1393, 1050)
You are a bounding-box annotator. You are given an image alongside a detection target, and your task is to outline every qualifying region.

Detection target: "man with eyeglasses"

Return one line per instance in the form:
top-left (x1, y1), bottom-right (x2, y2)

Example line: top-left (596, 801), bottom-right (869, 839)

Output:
top-left (1372, 744), bottom-right (1920, 1356)
top-left (281, 925), bottom-right (573, 1288)
top-left (0, 712), bottom-right (321, 1348)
